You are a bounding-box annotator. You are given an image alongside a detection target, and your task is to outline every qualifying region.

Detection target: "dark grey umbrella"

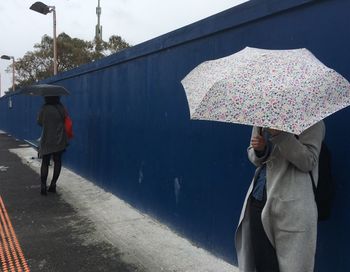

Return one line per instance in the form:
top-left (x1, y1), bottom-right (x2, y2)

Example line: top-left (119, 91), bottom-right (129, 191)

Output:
top-left (20, 84), bottom-right (70, 96)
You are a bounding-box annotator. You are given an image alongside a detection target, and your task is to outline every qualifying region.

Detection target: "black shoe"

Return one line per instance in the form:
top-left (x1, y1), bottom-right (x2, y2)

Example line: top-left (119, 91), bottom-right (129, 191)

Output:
top-left (48, 185), bottom-right (56, 193)
top-left (41, 181), bottom-right (47, 195)
top-left (41, 187), bottom-right (47, 195)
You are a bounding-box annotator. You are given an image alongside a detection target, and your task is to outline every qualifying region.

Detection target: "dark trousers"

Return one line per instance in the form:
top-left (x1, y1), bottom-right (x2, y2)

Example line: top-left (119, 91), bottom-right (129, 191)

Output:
top-left (249, 196), bottom-right (280, 272)
top-left (40, 151), bottom-right (63, 187)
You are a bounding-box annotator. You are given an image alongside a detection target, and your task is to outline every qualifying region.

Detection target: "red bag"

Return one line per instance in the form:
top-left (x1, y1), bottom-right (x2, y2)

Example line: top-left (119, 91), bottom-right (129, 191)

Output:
top-left (64, 110), bottom-right (73, 139)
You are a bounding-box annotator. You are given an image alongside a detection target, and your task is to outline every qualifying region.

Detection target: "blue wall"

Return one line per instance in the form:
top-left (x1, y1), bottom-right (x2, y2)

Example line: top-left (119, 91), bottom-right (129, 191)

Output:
top-left (1, 0), bottom-right (349, 269)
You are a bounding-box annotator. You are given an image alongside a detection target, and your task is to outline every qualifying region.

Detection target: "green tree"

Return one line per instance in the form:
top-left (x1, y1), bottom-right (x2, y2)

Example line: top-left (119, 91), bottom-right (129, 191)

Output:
top-left (7, 32), bottom-right (131, 88)
top-left (105, 35), bottom-right (130, 54)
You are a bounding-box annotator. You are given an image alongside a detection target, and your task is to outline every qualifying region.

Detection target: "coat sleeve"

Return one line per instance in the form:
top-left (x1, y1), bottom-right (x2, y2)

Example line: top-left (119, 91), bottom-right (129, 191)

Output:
top-left (247, 126), bottom-right (269, 167)
top-left (269, 121), bottom-right (325, 172)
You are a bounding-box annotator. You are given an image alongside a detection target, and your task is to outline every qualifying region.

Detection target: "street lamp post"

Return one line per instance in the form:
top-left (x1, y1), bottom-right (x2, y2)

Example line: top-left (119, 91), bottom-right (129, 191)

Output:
top-left (0, 55), bottom-right (15, 108)
top-left (1, 55), bottom-right (15, 92)
top-left (30, 1), bottom-right (57, 75)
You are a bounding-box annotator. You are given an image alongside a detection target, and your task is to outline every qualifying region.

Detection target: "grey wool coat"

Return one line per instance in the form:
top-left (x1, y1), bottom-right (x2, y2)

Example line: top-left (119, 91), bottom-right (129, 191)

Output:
top-left (235, 121), bottom-right (325, 272)
top-left (37, 103), bottom-right (68, 156)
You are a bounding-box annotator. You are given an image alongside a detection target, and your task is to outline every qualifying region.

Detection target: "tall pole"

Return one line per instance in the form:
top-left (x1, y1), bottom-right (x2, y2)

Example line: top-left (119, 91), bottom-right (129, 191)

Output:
top-left (30, 2), bottom-right (57, 76)
top-left (11, 57), bottom-right (15, 92)
top-left (52, 6), bottom-right (57, 75)
top-left (1, 55), bottom-right (15, 93)
top-left (95, 0), bottom-right (102, 42)
top-left (97, 0), bottom-right (101, 30)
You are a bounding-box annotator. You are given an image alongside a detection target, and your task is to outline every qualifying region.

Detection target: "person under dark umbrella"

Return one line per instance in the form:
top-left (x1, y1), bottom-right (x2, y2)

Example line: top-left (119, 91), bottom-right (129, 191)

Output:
top-left (37, 96), bottom-right (68, 195)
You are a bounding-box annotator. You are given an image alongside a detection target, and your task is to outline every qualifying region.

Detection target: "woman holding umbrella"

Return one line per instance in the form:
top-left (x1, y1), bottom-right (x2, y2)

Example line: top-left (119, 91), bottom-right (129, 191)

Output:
top-left (235, 122), bottom-right (325, 272)
top-left (181, 47), bottom-right (349, 271)
top-left (37, 95), bottom-right (68, 195)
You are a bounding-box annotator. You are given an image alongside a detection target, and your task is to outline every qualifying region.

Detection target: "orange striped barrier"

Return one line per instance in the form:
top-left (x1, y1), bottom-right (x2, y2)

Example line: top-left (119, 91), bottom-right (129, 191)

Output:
top-left (0, 196), bottom-right (30, 272)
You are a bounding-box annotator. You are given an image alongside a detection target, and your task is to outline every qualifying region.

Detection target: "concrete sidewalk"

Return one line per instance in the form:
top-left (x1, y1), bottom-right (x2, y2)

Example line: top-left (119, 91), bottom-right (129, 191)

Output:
top-left (0, 132), bottom-right (238, 272)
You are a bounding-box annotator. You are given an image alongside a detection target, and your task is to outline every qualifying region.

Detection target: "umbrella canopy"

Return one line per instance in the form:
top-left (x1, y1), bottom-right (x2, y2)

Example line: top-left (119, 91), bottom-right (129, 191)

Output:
top-left (181, 47), bottom-right (350, 134)
top-left (20, 84), bottom-right (70, 97)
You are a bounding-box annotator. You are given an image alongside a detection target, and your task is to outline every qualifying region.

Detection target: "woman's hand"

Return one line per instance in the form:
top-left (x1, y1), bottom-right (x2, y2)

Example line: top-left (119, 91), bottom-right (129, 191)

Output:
top-left (251, 135), bottom-right (266, 151)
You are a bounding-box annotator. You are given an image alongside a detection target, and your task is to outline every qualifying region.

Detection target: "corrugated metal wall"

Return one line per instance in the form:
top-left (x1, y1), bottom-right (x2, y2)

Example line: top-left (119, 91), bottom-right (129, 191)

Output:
top-left (1, 0), bottom-right (349, 269)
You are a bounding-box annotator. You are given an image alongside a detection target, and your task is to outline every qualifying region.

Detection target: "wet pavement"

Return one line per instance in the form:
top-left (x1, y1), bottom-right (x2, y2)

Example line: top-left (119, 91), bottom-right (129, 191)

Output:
top-left (0, 132), bottom-right (238, 272)
top-left (0, 133), bottom-right (144, 272)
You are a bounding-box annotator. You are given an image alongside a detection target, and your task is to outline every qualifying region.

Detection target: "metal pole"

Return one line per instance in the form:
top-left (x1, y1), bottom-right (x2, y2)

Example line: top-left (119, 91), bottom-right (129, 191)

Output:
top-left (12, 58), bottom-right (15, 92)
top-left (52, 7), bottom-right (57, 75)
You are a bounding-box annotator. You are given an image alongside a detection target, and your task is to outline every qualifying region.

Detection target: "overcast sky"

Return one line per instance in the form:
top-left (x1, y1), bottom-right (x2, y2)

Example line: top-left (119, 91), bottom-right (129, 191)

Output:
top-left (0, 0), bottom-right (248, 95)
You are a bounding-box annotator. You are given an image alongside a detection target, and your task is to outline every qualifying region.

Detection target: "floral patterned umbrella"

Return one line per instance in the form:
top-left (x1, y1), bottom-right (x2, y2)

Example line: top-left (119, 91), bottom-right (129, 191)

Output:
top-left (181, 47), bottom-right (350, 134)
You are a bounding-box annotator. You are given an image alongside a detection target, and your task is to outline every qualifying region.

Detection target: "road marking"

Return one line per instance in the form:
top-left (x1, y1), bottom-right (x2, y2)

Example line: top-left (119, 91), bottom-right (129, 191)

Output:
top-left (0, 197), bottom-right (30, 272)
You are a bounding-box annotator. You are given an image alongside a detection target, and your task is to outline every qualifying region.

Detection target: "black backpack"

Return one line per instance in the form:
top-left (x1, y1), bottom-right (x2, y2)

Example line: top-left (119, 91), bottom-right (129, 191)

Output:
top-left (309, 142), bottom-right (334, 221)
